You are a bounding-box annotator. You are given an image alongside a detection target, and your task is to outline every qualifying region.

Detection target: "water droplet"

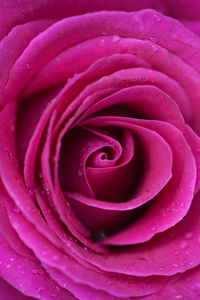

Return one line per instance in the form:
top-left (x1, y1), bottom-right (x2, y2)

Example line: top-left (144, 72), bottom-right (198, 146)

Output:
top-left (12, 207), bottom-right (20, 214)
top-left (36, 287), bottom-right (45, 294)
top-left (18, 265), bottom-right (22, 269)
top-left (133, 15), bottom-right (138, 21)
top-left (173, 263), bottom-right (178, 267)
top-left (10, 125), bottom-right (15, 131)
top-left (175, 295), bottom-right (183, 299)
top-left (10, 257), bottom-right (14, 262)
top-left (66, 241), bottom-right (72, 247)
top-left (28, 189), bottom-right (34, 197)
top-left (185, 232), bottom-right (193, 239)
top-left (151, 226), bottom-right (156, 231)
top-left (9, 152), bottom-right (14, 159)
top-left (27, 63), bottom-right (30, 69)
top-left (6, 264), bottom-right (11, 268)
top-left (112, 35), bottom-right (121, 42)
top-left (154, 14), bottom-right (161, 22)
top-left (151, 45), bottom-right (158, 52)
top-left (149, 37), bottom-right (158, 43)
top-left (32, 268), bottom-right (39, 274)
top-left (84, 246), bottom-right (88, 251)
top-left (78, 170), bottom-right (82, 177)
top-left (174, 250), bottom-right (179, 255)
top-left (180, 241), bottom-right (188, 249)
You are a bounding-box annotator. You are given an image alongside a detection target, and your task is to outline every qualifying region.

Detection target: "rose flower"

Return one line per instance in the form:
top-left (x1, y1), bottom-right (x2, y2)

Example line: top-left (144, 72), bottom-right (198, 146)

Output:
top-left (0, 1), bottom-right (200, 299)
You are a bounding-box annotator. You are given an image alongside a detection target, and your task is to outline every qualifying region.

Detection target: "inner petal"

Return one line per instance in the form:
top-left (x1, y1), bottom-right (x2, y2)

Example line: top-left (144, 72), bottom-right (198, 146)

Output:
top-left (59, 126), bottom-right (126, 199)
top-left (86, 127), bottom-right (138, 202)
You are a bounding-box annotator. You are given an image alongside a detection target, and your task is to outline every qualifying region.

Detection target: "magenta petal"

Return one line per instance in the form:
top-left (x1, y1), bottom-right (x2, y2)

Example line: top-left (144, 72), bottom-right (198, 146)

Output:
top-left (0, 1), bottom-right (166, 40)
top-left (165, 0), bottom-right (200, 21)
top-left (145, 265), bottom-right (200, 300)
top-left (0, 233), bottom-right (74, 300)
top-left (0, 278), bottom-right (35, 300)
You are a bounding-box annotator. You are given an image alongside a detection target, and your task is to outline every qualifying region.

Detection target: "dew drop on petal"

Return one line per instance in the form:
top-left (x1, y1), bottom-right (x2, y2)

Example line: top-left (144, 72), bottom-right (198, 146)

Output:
top-left (185, 232), bottom-right (193, 239)
top-left (151, 45), bottom-right (158, 52)
top-left (28, 189), bottom-right (34, 197)
top-left (175, 295), bottom-right (183, 299)
top-left (173, 263), bottom-right (178, 267)
top-left (78, 170), bottom-right (82, 177)
top-left (112, 35), bottom-right (121, 42)
top-left (36, 287), bottom-right (45, 294)
top-left (12, 207), bottom-right (20, 214)
top-left (180, 241), bottom-right (188, 249)
top-left (154, 14), bottom-right (161, 22)
top-left (32, 268), bottom-right (39, 275)
top-left (149, 37), bottom-right (158, 43)
top-left (133, 15), bottom-right (138, 21)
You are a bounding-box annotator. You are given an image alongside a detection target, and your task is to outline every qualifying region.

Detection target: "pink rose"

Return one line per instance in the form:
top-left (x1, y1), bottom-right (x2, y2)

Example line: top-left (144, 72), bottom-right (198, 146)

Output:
top-left (1, 1), bottom-right (200, 299)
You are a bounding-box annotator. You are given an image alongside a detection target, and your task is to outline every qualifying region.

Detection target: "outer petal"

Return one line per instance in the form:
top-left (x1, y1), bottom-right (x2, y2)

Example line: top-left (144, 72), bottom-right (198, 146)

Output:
top-left (0, 233), bottom-right (76, 300)
top-left (0, 277), bottom-right (35, 300)
top-left (145, 266), bottom-right (200, 300)
top-left (0, 0), bottom-right (166, 40)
